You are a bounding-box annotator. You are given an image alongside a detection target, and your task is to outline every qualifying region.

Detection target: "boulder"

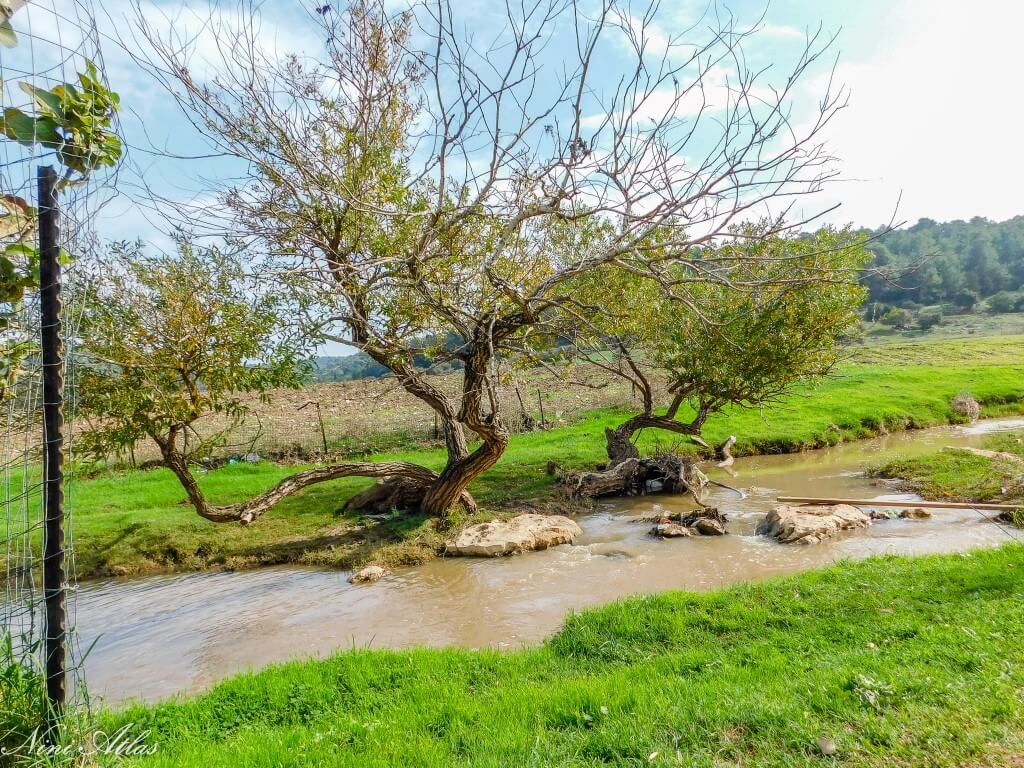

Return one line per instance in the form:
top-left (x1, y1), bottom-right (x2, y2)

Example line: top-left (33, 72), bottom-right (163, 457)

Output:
top-left (694, 517), bottom-right (727, 536)
top-left (757, 504), bottom-right (871, 545)
top-left (348, 565), bottom-right (387, 584)
top-left (869, 509), bottom-right (898, 521)
top-left (681, 508), bottom-right (728, 535)
top-left (651, 519), bottom-right (694, 538)
top-left (900, 507), bottom-right (932, 519)
top-left (446, 514), bottom-right (581, 557)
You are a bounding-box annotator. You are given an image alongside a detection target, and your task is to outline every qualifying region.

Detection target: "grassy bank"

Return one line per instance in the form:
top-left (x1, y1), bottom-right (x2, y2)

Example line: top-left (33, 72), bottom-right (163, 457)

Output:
top-left (870, 433), bottom-right (1024, 516)
top-left (48, 343), bottom-right (1024, 580)
top-left (99, 545), bottom-right (1024, 767)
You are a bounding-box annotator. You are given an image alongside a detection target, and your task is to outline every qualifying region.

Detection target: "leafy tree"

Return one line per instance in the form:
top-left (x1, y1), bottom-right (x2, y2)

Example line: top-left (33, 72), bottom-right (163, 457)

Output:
top-left (137, 0), bottom-right (849, 519)
top-left (76, 240), bottom-right (317, 522)
top-left (0, 59), bottom-right (121, 400)
top-left (572, 228), bottom-right (868, 462)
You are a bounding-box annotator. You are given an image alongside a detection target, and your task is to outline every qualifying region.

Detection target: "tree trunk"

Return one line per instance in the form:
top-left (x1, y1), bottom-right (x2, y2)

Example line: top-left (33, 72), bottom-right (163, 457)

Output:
top-left (162, 448), bottom-right (210, 512)
top-left (605, 423), bottom-right (640, 465)
top-left (420, 434), bottom-right (507, 516)
top-left (159, 444), bottom-right (476, 525)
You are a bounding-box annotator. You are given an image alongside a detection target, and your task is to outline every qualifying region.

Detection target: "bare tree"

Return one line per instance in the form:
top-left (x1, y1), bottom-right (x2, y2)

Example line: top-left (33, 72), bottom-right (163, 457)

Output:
top-left (131, 0), bottom-right (847, 520)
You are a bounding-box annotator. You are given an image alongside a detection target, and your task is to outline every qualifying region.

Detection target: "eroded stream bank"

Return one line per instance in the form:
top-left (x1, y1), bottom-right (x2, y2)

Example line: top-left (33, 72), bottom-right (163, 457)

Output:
top-left (76, 418), bottom-right (1024, 706)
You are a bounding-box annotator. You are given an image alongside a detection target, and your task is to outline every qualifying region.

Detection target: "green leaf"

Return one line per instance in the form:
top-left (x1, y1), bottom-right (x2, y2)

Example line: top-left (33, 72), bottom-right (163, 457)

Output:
top-left (0, 107), bottom-right (37, 143)
top-left (0, 21), bottom-right (17, 49)
top-left (4, 242), bottom-right (36, 259)
top-left (18, 81), bottom-right (65, 118)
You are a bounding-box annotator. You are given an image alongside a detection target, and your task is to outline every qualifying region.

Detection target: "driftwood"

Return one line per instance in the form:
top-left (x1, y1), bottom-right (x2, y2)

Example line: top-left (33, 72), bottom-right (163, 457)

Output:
top-left (776, 495), bottom-right (1020, 512)
top-left (715, 435), bottom-right (737, 467)
top-left (561, 455), bottom-right (708, 501)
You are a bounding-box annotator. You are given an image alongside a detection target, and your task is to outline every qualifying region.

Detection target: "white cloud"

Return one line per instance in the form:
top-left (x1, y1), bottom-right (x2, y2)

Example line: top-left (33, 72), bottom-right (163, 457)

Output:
top-left (807, 0), bottom-right (1024, 227)
top-left (757, 23), bottom-right (804, 40)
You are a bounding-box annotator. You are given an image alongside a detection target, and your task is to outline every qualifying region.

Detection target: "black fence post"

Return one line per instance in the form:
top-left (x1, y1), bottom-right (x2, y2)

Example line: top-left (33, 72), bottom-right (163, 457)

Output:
top-left (38, 166), bottom-right (66, 732)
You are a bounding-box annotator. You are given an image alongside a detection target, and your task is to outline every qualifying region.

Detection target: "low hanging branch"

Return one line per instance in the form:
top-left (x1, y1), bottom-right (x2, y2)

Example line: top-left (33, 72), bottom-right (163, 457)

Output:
top-left (164, 459), bottom-right (476, 525)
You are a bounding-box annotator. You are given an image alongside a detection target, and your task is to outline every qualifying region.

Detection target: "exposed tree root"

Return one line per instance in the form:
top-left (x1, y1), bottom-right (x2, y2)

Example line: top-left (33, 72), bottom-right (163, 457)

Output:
top-left (559, 454), bottom-right (708, 502)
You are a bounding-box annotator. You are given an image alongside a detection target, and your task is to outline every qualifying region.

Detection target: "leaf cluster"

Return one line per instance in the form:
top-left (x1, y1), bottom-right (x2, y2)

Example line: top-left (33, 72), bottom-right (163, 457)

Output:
top-left (1, 61), bottom-right (121, 178)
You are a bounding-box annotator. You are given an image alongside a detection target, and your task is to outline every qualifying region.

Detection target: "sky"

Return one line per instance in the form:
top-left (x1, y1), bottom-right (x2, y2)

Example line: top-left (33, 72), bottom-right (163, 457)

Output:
top-left (8, 0), bottom-right (1024, 353)
top-left (25, 0), bottom-right (1017, 240)
top-left (32, 0), bottom-right (1012, 245)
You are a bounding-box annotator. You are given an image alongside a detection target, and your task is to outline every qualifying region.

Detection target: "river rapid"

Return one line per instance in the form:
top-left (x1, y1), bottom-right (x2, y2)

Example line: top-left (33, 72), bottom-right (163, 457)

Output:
top-left (72, 417), bottom-right (1024, 706)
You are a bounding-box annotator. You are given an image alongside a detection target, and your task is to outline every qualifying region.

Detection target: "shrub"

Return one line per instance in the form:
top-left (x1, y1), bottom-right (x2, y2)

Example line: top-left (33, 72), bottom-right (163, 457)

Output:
top-left (986, 291), bottom-right (1020, 313)
top-left (0, 633), bottom-right (45, 760)
top-left (916, 309), bottom-right (943, 330)
top-left (880, 308), bottom-right (914, 329)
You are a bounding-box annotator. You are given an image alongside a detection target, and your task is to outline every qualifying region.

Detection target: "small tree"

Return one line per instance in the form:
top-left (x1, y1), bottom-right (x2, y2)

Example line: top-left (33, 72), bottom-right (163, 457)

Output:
top-left (77, 240), bottom-right (318, 521)
top-left (573, 228), bottom-right (868, 463)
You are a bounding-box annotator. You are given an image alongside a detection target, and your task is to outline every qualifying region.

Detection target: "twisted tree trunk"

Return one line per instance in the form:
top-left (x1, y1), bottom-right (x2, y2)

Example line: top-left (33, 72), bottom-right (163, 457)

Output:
top-left (604, 411), bottom-right (708, 465)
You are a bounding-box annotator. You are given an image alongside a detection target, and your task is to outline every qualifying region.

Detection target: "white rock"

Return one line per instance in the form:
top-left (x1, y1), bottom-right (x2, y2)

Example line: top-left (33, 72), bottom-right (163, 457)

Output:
top-left (757, 504), bottom-right (871, 545)
top-left (446, 514), bottom-right (582, 557)
top-left (652, 521), bottom-right (694, 538)
top-left (348, 565), bottom-right (387, 584)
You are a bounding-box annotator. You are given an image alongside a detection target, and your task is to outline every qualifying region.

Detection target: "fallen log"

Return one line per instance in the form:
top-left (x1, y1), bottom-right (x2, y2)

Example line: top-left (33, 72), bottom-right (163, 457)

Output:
top-left (562, 454), bottom-right (708, 501)
top-left (776, 496), bottom-right (1021, 512)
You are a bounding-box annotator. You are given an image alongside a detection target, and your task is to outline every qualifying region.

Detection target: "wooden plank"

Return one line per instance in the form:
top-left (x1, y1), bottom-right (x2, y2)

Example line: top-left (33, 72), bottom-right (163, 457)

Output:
top-left (776, 496), bottom-right (1020, 512)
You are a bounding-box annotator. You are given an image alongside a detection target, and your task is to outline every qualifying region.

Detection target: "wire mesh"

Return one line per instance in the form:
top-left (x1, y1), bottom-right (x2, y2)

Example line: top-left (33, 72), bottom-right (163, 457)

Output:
top-left (0, 0), bottom-right (118, 740)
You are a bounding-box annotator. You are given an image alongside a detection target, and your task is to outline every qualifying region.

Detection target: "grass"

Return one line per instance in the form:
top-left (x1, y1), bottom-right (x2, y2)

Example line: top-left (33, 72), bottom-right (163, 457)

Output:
top-left (41, 339), bottom-right (1024, 580)
top-left (869, 433), bottom-right (1024, 516)
top-left (860, 311), bottom-right (1024, 343)
top-left (96, 545), bottom-right (1024, 767)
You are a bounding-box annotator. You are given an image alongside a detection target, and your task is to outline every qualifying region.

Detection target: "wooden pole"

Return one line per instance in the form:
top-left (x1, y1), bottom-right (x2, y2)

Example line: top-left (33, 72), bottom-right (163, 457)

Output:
top-left (38, 166), bottom-right (66, 731)
top-left (776, 496), bottom-right (1020, 512)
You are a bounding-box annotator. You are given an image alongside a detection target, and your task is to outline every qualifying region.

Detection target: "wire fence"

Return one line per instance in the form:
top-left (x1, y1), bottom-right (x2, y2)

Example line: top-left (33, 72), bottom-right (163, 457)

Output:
top-left (1, 0), bottom-right (117, 747)
top-left (89, 367), bottom-right (665, 467)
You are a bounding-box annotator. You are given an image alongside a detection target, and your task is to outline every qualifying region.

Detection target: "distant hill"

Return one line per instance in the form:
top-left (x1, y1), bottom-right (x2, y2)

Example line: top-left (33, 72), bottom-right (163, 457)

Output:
top-left (863, 215), bottom-right (1024, 311)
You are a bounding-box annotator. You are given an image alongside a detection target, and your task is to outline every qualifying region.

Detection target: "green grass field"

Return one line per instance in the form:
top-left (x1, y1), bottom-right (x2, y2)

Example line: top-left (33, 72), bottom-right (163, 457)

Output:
top-left (99, 545), bottom-right (1024, 767)
top-left (870, 433), bottom-right (1024, 515)
top-left (47, 336), bottom-right (1024, 580)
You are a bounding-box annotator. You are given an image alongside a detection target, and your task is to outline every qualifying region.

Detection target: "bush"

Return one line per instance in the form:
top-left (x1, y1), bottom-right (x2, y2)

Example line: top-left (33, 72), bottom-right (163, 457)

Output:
top-left (916, 309), bottom-right (943, 330)
top-left (986, 291), bottom-right (1020, 313)
top-left (880, 308), bottom-right (914, 329)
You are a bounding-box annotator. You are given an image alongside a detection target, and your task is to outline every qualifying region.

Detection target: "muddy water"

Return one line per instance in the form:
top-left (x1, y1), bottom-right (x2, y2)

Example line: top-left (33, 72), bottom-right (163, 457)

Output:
top-left (74, 418), bottom-right (1024, 706)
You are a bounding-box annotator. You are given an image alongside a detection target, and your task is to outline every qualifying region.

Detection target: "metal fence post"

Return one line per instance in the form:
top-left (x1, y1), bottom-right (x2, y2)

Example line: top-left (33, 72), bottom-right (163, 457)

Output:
top-left (38, 165), bottom-right (66, 731)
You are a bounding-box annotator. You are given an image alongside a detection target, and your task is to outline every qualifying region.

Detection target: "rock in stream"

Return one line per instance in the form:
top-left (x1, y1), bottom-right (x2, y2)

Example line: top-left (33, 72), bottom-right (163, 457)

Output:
top-left (757, 504), bottom-right (871, 545)
top-left (446, 514), bottom-right (582, 557)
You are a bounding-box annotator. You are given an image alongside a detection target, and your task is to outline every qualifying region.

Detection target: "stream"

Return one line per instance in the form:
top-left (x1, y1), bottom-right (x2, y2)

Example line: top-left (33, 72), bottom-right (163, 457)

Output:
top-left (71, 417), bottom-right (1024, 706)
